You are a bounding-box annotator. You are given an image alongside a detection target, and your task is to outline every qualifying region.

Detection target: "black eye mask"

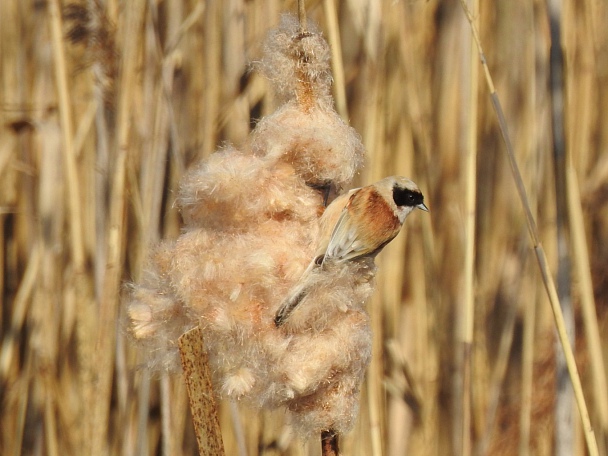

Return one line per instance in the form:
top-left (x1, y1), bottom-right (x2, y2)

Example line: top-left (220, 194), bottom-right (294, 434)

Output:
top-left (392, 185), bottom-right (424, 208)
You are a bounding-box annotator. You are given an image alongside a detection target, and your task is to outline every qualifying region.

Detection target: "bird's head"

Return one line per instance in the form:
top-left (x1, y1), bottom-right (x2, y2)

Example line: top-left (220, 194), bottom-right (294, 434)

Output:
top-left (374, 176), bottom-right (428, 223)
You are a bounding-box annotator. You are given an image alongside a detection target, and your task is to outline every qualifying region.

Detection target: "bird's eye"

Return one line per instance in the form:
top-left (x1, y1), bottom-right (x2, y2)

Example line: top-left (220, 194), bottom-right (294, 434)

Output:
top-left (392, 186), bottom-right (422, 207)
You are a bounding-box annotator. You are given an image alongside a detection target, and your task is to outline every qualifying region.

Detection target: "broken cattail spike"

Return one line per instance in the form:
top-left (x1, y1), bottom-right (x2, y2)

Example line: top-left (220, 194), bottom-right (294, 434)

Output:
top-left (298, 0), bottom-right (308, 34)
top-left (178, 327), bottom-right (225, 456)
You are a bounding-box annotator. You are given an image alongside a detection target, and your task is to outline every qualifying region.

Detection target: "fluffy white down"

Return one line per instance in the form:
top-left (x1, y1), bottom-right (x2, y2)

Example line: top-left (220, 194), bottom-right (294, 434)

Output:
top-left (127, 14), bottom-right (375, 438)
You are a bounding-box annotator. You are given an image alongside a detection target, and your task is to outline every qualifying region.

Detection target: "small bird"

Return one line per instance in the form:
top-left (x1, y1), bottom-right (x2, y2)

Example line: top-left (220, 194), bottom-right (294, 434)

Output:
top-left (275, 176), bottom-right (428, 326)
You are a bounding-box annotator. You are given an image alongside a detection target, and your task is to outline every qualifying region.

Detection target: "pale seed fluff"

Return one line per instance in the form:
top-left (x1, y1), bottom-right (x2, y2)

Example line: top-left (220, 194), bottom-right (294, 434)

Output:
top-left (256, 14), bottom-right (333, 106)
top-left (127, 15), bottom-right (376, 437)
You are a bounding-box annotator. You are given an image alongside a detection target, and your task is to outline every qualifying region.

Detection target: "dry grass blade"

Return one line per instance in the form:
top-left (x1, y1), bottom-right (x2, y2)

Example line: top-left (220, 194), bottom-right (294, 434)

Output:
top-left (567, 168), bottom-right (608, 442)
top-left (519, 283), bottom-right (538, 456)
top-left (461, 1), bottom-right (480, 455)
top-left (458, 1), bottom-right (599, 455)
top-left (477, 276), bottom-right (519, 455)
top-left (0, 244), bottom-right (39, 377)
top-left (48, 0), bottom-right (84, 269)
top-left (178, 326), bottom-right (225, 456)
top-left (322, 0), bottom-right (347, 120)
top-left (163, 1), bottom-right (205, 53)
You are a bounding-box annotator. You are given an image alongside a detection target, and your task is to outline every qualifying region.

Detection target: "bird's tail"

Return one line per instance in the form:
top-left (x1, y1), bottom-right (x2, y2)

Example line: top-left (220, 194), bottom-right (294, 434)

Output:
top-left (274, 261), bottom-right (318, 326)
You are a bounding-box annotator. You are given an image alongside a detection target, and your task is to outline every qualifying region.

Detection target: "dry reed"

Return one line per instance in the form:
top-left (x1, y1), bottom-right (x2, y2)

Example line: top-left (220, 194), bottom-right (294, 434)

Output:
top-left (2, 0), bottom-right (608, 455)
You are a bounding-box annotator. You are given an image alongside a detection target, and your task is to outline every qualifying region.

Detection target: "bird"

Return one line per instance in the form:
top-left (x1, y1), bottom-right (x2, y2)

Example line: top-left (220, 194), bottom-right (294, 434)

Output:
top-left (274, 176), bottom-right (428, 326)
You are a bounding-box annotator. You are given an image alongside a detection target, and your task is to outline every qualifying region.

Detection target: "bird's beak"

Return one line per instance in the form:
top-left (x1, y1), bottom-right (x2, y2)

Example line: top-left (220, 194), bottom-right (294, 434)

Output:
top-left (417, 203), bottom-right (429, 212)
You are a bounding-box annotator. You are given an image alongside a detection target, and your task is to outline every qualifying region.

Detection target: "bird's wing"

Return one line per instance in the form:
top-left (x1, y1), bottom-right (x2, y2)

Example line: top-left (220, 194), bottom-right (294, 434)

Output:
top-left (322, 193), bottom-right (367, 263)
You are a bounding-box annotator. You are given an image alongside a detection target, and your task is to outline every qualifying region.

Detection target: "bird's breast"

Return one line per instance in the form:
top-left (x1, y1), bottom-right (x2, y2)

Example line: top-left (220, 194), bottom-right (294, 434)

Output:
top-left (352, 188), bottom-right (401, 246)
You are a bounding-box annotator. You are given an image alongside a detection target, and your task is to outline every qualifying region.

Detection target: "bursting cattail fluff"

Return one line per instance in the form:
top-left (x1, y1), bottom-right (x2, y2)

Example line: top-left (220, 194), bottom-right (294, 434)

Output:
top-left (125, 15), bottom-right (403, 437)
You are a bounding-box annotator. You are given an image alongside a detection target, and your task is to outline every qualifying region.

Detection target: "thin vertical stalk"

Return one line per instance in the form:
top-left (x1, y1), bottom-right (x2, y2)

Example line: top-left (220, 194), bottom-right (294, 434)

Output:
top-left (364, 60), bottom-right (386, 456)
top-left (298, 0), bottom-right (307, 34)
top-left (568, 168), bottom-right (608, 448)
top-left (91, 1), bottom-right (147, 455)
top-left (519, 285), bottom-right (538, 456)
top-left (45, 391), bottom-right (60, 456)
top-left (48, 0), bottom-right (85, 270)
top-left (160, 374), bottom-right (173, 456)
top-left (477, 276), bottom-right (519, 455)
top-left (135, 370), bottom-right (151, 456)
top-left (199, 0), bottom-right (220, 160)
top-left (229, 401), bottom-right (248, 456)
top-left (323, 0), bottom-right (348, 120)
top-left (547, 1), bottom-right (575, 454)
top-left (462, 0), bottom-right (479, 454)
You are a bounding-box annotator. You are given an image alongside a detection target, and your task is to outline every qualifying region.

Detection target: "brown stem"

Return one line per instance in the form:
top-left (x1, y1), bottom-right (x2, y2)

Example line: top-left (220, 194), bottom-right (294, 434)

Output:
top-left (178, 326), bottom-right (225, 456)
top-left (321, 430), bottom-right (339, 456)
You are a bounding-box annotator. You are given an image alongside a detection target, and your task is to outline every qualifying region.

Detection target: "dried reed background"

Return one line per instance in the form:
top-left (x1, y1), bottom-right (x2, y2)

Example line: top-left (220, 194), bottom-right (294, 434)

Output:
top-left (1, 0), bottom-right (608, 455)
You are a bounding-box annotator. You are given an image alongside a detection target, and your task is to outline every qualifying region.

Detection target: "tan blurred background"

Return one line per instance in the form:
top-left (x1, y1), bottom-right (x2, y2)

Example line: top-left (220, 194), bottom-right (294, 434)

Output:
top-left (1, 0), bottom-right (608, 454)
